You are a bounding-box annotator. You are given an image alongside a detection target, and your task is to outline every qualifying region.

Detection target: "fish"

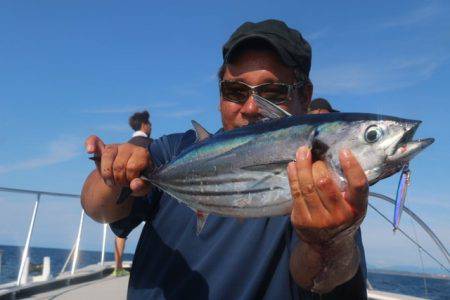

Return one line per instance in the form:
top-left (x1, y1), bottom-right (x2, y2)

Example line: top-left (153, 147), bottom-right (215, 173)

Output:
top-left (142, 100), bottom-right (434, 233)
top-left (107, 96), bottom-right (433, 233)
top-left (393, 164), bottom-right (411, 231)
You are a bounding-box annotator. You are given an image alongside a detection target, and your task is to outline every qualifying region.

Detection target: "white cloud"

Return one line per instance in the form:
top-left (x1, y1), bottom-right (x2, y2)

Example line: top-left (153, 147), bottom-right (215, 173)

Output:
top-left (204, 73), bottom-right (219, 83)
top-left (408, 195), bottom-right (450, 210)
top-left (83, 102), bottom-right (179, 114)
top-left (150, 101), bottom-right (180, 109)
top-left (312, 55), bottom-right (444, 95)
top-left (0, 136), bottom-right (81, 174)
top-left (170, 72), bottom-right (219, 98)
top-left (96, 124), bottom-right (130, 132)
top-left (160, 109), bottom-right (204, 118)
top-left (83, 105), bottom-right (148, 114)
top-left (305, 28), bottom-right (329, 41)
top-left (381, 3), bottom-right (440, 29)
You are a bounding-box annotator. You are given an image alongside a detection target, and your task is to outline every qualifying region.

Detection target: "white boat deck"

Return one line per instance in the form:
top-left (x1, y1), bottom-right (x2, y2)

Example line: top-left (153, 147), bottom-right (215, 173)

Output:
top-left (26, 275), bottom-right (425, 300)
top-left (0, 261), bottom-right (426, 300)
top-left (0, 262), bottom-right (131, 300)
top-left (28, 276), bottom-right (425, 300)
top-left (30, 274), bottom-right (128, 300)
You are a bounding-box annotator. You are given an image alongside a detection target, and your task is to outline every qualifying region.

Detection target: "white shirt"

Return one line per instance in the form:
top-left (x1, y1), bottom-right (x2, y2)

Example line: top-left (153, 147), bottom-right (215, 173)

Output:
top-left (132, 130), bottom-right (148, 138)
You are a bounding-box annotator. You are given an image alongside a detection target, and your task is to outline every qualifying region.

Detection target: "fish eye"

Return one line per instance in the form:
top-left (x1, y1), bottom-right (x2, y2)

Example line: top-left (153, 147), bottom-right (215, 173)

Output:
top-left (364, 125), bottom-right (383, 143)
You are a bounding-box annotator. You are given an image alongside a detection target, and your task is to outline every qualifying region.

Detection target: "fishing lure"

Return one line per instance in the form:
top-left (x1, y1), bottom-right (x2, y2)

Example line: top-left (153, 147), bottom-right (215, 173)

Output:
top-left (393, 164), bottom-right (411, 231)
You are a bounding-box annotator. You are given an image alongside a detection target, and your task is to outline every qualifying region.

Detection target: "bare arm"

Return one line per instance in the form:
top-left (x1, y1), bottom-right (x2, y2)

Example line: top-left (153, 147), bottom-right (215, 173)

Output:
top-left (81, 135), bottom-right (152, 223)
top-left (287, 147), bottom-right (368, 293)
top-left (289, 229), bottom-right (361, 293)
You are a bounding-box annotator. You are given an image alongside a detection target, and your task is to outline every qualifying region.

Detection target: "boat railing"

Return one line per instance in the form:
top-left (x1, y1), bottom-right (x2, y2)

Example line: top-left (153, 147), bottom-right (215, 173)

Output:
top-left (1, 187), bottom-right (448, 297)
top-left (0, 186), bottom-right (109, 287)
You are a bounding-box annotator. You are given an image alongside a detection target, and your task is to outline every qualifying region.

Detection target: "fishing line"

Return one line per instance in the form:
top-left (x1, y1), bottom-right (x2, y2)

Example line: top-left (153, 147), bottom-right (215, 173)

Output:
top-left (409, 217), bottom-right (428, 298)
top-left (370, 192), bottom-right (450, 265)
top-left (367, 202), bottom-right (450, 274)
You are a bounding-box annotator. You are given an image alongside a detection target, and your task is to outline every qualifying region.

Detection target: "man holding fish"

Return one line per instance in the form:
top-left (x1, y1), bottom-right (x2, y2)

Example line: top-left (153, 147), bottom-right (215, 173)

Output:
top-left (81, 20), bottom-right (432, 299)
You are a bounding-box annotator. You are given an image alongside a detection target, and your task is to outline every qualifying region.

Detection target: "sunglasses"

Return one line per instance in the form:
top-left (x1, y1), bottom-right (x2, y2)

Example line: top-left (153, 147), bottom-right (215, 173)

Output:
top-left (220, 80), bottom-right (303, 105)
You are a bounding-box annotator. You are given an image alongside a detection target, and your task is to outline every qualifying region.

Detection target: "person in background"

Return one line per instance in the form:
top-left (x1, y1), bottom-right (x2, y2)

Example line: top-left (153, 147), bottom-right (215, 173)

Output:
top-left (127, 110), bottom-right (153, 148)
top-left (113, 110), bottom-right (152, 277)
top-left (309, 97), bottom-right (339, 114)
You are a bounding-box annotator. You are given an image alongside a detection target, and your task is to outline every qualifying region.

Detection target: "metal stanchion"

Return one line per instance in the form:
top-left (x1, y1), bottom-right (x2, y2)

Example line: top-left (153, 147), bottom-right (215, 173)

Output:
top-left (71, 210), bottom-right (85, 275)
top-left (16, 193), bottom-right (40, 286)
top-left (100, 223), bottom-right (107, 266)
top-left (0, 249), bottom-right (3, 274)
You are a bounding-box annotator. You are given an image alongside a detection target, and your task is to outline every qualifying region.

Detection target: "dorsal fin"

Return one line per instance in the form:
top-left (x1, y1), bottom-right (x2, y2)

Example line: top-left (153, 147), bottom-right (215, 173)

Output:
top-left (191, 120), bottom-right (211, 142)
top-left (252, 94), bottom-right (291, 119)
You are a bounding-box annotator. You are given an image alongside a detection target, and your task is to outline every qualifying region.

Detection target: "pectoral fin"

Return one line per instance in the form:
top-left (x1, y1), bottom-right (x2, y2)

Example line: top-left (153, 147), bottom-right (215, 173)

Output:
top-left (196, 210), bottom-right (209, 235)
top-left (253, 94), bottom-right (291, 119)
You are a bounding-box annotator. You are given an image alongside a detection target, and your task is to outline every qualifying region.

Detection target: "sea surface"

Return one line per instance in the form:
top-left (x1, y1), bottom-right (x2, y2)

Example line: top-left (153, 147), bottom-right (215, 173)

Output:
top-left (0, 245), bottom-right (449, 299)
top-left (0, 244), bottom-right (133, 285)
top-left (368, 271), bottom-right (449, 299)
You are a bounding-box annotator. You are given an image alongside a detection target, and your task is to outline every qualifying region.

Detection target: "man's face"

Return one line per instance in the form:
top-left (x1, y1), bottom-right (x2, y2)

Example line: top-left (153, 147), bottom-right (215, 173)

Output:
top-left (220, 49), bottom-right (311, 131)
top-left (309, 108), bottom-right (330, 115)
top-left (141, 122), bottom-right (152, 136)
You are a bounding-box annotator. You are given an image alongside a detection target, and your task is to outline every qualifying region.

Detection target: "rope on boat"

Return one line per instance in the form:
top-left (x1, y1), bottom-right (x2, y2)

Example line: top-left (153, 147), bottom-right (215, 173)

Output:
top-left (410, 217), bottom-right (429, 298)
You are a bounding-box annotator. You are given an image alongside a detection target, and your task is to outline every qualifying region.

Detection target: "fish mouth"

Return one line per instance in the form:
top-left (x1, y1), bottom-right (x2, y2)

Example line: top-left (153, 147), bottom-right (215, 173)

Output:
top-left (369, 120), bottom-right (433, 185)
top-left (387, 121), bottom-right (434, 163)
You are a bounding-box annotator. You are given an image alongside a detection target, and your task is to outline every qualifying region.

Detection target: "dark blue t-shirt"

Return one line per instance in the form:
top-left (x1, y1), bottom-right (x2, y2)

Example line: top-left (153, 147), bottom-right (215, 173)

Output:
top-left (111, 130), bottom-right (367, 300)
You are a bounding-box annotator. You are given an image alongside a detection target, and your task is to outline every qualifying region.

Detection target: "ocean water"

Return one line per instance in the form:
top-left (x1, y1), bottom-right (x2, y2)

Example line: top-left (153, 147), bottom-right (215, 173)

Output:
top-left (0, 245), bottom-right (449, 299)
top-left (0, 244), bottom-right (133, 285)
top-left (368, 271), bottom-right (449, 300)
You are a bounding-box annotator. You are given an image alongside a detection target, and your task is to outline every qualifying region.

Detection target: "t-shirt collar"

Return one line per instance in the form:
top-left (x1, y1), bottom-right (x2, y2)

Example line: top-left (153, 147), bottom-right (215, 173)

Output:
top-left (132, 130), bottom-right (148, 138)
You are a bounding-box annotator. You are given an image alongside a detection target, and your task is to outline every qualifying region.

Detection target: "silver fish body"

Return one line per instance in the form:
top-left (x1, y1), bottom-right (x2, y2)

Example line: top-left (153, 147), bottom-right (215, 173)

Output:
top-left (147, 113), bottom-right (434, 219)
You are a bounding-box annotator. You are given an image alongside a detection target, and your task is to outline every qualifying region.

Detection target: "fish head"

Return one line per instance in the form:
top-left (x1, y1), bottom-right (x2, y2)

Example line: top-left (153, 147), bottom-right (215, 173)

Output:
top-left (313, 115), bottom-right (434, 184)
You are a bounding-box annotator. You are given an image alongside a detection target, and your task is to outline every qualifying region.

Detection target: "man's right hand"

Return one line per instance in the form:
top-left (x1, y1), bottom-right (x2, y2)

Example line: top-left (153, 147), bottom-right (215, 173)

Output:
top-left (85, 135), bottom-right (153, 196)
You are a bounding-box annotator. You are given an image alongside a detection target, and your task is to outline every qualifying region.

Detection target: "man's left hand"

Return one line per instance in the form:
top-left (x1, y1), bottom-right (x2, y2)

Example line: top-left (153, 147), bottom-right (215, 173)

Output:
top-left (287, 146), bottom-right (368, 244)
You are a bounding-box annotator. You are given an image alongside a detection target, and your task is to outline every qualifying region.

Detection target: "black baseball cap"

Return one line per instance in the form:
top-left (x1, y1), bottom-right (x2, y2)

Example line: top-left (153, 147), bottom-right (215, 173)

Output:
top-left (309, 98), bottom-right (339, 112)
top-left (222, 19), bottom-right (312, 77)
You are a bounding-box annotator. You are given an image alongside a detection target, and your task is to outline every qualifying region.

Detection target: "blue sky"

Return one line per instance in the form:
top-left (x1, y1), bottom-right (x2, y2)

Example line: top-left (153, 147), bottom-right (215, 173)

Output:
top-left (0, 1), bottom-right (449, 273)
